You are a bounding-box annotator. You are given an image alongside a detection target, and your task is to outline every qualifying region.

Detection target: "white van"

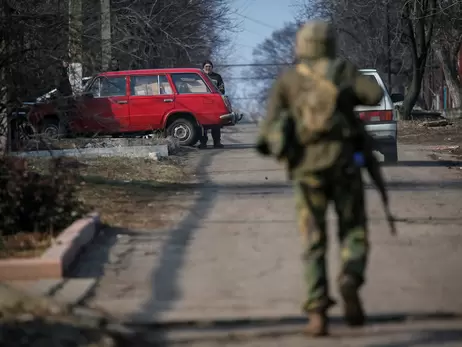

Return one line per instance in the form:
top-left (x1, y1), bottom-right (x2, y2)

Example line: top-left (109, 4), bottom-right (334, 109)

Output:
top-left (356, 69), bottom-right (398, 162)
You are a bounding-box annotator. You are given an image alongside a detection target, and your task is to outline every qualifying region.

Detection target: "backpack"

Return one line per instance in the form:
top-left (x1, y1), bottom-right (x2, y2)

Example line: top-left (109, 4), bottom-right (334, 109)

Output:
top-left (293, 59), bottom-right (345, 144)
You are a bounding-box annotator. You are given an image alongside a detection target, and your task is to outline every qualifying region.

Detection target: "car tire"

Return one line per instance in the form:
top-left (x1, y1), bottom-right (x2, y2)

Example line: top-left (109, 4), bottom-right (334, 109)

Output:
top-left (41, 118), bottom-right (65, 140)
top-left (383, 143), bottom-right (398, 163)
top-left (166, 118), bottom-right (198, 146)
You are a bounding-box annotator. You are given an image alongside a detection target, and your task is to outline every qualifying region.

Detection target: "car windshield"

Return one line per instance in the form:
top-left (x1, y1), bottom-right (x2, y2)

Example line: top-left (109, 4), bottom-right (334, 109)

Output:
top-left (83, 76), bottom-right (98, 92)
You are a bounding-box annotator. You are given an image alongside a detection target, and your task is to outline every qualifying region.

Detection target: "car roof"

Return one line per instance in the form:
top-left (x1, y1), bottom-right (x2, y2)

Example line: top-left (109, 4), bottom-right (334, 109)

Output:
top-left (100, 68), bottom-right (203, 77)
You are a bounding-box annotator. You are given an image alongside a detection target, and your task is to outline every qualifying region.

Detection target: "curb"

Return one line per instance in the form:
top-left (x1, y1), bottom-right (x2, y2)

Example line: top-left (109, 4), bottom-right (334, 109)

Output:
top-left (0, 212), bottom-right (100, 281)
top-left (12, 145), bottom-right (169, 159)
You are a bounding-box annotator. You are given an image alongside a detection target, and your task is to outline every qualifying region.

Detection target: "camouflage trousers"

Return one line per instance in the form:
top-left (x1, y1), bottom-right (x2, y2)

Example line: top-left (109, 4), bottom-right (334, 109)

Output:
top-left (293, 163), bottom-right (368, 313)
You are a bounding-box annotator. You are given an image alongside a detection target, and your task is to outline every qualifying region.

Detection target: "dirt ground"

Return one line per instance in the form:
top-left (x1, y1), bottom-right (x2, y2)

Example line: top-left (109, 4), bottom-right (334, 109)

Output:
top-left (398, 119), bottom-right (462, 159)
top-left (31, 155), bottom-right (190, 229)
top-left (1, 154), bottom-right (191, 259)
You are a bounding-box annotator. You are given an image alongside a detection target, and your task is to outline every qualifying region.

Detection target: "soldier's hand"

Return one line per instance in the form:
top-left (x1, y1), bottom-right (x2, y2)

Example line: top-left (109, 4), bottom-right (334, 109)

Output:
top-left (256, 139), bottom-right (271, 155)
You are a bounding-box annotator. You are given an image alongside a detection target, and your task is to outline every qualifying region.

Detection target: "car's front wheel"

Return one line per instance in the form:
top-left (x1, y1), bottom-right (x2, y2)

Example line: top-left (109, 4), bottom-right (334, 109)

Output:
top-left (41, 118), bottom-right (65, 140)
top-left (166, 118), bottom-right (199, 147)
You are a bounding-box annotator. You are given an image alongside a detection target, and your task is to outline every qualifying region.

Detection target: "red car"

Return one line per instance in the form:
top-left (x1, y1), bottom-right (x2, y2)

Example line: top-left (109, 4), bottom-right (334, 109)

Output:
top-left (28, 68), bottom-right (241, 146)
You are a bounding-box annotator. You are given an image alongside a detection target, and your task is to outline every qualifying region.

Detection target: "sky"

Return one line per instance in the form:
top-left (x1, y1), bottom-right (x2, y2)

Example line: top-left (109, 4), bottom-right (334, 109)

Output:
top-left (222, 0), bottom-right (297, 113)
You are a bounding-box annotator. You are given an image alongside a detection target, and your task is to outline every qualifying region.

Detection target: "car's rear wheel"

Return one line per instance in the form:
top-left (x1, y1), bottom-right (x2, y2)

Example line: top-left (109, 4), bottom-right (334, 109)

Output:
top-left (383, 143), bottom-right (398, 163)
top-left (166, 118), bottom-right (198, 146)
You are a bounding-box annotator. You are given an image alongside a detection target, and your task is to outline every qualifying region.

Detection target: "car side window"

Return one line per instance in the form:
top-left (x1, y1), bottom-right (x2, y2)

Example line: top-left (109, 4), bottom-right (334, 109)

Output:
top-left (159, 75), bottom-right (173, 95)
top-left (170, 73), bottom-right (210, 94)
top-left (130, 75), bottom-right (173, 96)
top-left (100, 76), bottom-right (127, 97)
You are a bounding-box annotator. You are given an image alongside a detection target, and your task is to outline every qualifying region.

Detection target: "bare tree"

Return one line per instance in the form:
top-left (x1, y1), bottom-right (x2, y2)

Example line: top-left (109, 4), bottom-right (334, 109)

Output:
top-left (397, 0), bottom-right (438, 119)
top-left (0, 0), bottom-right (237, 152)
top-left (433, 0), bottom-right (462, 108)
top-left (246, 22), bottom-right (298, 103)
top-left (293, 0), bottom-right (446, 118)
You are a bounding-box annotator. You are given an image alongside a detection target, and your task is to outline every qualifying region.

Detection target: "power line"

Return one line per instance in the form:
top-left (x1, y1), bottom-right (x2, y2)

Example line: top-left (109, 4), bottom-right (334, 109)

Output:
top-left (225, 76), bottom-right (277, 80)
top-left (216, 63), bottom-right (293, 67)
top-left (232, 11), bottom-right (279, 30)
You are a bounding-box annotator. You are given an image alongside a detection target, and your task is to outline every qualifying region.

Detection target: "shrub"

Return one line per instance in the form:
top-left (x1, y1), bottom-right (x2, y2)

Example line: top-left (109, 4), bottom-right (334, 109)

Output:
top-left (0, 156), bottom-right (87, 236)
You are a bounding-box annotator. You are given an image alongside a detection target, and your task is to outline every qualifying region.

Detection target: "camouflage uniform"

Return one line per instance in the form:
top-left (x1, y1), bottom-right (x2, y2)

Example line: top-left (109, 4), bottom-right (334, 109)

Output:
top-left (256, 20), bottom-right (384, 336)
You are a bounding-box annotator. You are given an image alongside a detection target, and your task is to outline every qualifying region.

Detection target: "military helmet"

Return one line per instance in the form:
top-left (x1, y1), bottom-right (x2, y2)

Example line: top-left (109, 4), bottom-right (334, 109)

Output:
top-left (295, 20), bottom-right (336, 59)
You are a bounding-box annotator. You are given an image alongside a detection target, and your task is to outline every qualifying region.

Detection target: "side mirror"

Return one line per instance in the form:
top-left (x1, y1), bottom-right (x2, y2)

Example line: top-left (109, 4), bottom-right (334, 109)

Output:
top-left (390, 93), bottom-right (404, 103)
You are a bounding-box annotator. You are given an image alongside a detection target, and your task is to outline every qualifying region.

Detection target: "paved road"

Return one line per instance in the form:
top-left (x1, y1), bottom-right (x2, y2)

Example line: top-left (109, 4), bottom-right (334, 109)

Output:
top-left (72, 124), bottom-right (462, 345)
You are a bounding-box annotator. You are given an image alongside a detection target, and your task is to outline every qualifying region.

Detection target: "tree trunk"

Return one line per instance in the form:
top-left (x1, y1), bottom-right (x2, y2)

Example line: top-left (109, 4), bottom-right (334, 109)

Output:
top-left (69, 0), bottom-right (83, 93)
top-left (399, 0), bottom-right (436, 120)
top-left (0, 1), bottom-right (11, 154)
top-left (400, 66), bottom-right (424, 119)
top-left (100, 0), bottom-right (111, 71)
top-left (434, 44), bottom-right (461, 109)
top-left (400, 44), bottom-right (428, 119)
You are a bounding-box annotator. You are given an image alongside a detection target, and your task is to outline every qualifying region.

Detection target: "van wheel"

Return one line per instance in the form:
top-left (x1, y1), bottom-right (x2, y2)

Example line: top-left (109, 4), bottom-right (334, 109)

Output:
top-left (383, 144), bottom-right (398, 163)
top-left (166, 118), bottom-right (198, 146)
top-left (41, 118), bottom-right (65, 140)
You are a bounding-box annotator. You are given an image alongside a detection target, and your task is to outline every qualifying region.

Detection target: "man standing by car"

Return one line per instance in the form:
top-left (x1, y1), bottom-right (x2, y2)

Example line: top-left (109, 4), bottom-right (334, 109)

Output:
top-left (199, 60), bottom-right (225, 149)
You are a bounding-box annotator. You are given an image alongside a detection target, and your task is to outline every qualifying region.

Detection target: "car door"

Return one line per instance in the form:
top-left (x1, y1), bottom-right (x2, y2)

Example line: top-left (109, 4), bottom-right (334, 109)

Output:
top-left (79, 75), bottom-right (130, 133)
top-left (128, 74), bottom-right (175, 130)
top-left (169, 72), bottom-right (221, 125)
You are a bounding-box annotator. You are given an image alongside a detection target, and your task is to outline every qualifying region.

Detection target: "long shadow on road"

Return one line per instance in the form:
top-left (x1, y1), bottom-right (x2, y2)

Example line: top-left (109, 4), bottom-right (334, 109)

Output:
top-left (127, 149), bottom-right (222, 339)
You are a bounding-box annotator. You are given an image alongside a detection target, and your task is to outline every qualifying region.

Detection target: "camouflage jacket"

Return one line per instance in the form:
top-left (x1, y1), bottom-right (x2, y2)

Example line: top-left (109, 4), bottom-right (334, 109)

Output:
top-left (257, 57), bottom-right (383, 179)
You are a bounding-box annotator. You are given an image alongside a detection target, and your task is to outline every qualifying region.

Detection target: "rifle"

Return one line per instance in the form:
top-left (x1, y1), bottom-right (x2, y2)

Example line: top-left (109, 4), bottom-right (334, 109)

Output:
top-left (355, 125), bottom-right (397, 236)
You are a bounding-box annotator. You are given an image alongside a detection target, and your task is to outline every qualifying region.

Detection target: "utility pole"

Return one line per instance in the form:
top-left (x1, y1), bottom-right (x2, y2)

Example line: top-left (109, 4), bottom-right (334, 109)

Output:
top-left (386, 0), bottom-right (392, 92)
top-left (100, 0), bottom-right (111, 71)
top-left (68, 0), bottom-right (83, 93)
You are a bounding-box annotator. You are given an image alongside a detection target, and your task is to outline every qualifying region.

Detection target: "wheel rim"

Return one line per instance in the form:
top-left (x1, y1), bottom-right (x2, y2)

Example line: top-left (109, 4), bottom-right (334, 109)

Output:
top-left (172, 123), bottom-right (191, 142)
top-left (43, 125), bottom-right (60, 139)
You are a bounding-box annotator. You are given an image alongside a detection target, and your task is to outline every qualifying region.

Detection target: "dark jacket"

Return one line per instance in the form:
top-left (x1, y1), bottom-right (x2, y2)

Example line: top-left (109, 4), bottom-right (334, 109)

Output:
top-left (207, 71), bottom-right (225, 94)
top-left (56, 66), bottom-right (73, 97)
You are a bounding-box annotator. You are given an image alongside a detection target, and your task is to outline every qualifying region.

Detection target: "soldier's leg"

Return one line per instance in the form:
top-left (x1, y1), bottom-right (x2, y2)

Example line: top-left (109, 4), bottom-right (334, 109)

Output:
top-left (294, 176), bottom-right (335, 320)
top-left (332, 167), bottom-right (368, 326)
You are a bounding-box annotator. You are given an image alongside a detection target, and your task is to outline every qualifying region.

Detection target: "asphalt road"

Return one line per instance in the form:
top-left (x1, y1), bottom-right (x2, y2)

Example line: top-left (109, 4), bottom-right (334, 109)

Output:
top-left (73, 123), bottom-right (462, 346)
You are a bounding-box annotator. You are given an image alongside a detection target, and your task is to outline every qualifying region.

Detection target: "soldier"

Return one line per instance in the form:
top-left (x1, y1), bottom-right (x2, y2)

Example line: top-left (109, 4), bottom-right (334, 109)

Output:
top-left (256, 20), bottom-right (395, 336)
top-left (199, 60), bottom-right (225, 149)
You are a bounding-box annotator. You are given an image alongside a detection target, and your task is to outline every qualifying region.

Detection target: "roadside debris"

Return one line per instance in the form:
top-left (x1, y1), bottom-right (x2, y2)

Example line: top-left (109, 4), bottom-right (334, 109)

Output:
top-left (419, 120), bottom-right (452, 127)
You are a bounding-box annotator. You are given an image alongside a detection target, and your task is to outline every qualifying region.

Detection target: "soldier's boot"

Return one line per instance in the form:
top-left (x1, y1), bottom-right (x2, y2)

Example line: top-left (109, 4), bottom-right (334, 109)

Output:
top-left (198, 143), bottom-right (207, 149)
top-left (303, 298), bottom-right (335, 337)
top-left (305, 311), bottom-right (328, 337)
top-left (339, 275), bottom-right (365, 327)
top-left (213, 142), bottom-right (224, 149)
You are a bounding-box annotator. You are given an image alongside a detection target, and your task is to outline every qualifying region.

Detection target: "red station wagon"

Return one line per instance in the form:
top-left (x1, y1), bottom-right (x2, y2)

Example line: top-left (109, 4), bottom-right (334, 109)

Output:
top-left (28, 68), bottom-right (241, 146)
